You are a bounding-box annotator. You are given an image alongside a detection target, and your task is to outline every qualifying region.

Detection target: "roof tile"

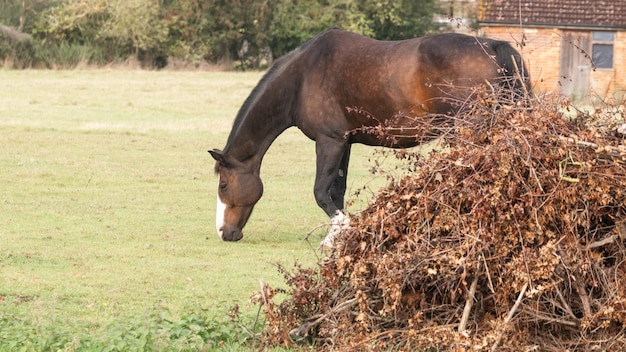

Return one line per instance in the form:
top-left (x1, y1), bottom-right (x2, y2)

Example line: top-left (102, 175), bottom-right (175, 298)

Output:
top-left (479, 0), bottom-right (626, 28)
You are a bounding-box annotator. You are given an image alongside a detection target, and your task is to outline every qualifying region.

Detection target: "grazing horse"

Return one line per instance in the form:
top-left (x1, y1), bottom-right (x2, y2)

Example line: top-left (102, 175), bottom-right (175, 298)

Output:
top-left (209, 28), bottom-right (530, 245)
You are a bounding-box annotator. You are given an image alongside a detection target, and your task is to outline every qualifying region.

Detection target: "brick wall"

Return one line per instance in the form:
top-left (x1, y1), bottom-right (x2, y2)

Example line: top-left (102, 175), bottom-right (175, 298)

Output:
top-left (604, 31), bottom-right (626, 95)
top-left (480, 25), bottom-right (626, 99)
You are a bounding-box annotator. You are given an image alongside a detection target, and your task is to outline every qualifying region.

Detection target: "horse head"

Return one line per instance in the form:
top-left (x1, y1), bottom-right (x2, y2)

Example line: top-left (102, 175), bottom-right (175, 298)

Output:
top-left (209, 149), bottom-right (263, 241)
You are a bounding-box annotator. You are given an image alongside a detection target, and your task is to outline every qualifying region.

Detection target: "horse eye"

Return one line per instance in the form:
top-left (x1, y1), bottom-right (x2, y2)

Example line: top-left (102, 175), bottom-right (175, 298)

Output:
top-left (219, 183), bottom-right (227, 191)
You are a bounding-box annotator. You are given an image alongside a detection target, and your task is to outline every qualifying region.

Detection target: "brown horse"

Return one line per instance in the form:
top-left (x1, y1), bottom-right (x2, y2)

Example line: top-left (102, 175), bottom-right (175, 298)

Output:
top-left (209, 28), bottom-right (530, 245)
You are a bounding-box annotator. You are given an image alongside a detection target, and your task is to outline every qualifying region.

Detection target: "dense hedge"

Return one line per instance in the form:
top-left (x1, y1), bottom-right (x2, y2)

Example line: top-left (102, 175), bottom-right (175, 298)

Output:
top-left (256, 90), bottom-right (626, 350)
top-left (0, 0), bottom-right (439, 69)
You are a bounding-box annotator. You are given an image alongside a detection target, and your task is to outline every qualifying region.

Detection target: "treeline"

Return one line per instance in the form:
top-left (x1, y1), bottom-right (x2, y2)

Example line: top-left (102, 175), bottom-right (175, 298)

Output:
top-left (0, 0), bottom-right (440, 69)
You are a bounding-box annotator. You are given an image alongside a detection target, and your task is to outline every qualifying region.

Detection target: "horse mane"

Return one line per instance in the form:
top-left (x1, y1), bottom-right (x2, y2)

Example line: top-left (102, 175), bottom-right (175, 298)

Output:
top-left (223, 28), bottom-right (340, 152)
top-left (226, 53), bottom-right (297, 143)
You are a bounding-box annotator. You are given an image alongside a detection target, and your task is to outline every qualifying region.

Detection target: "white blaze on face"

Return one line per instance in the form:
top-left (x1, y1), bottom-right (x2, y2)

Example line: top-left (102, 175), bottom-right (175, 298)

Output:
top-left (216, 177), bottom-right (227, 239)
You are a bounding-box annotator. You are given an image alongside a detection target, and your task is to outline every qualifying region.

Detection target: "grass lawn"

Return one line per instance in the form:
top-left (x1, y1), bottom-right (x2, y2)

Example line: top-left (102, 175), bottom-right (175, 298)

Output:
top-left (0, 69), bottom-right (399, 348)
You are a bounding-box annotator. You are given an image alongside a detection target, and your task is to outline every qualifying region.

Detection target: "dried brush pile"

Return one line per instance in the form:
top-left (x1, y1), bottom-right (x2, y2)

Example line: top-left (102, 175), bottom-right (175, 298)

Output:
top-left (254, 94), bottom-right (626, 351)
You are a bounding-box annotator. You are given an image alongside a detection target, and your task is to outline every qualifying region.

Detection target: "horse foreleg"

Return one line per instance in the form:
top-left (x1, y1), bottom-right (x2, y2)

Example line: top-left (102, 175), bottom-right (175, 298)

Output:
top-left (314, 139), bottom-right (351, 248)
top-left (330, 143), bottom-right (351, 210)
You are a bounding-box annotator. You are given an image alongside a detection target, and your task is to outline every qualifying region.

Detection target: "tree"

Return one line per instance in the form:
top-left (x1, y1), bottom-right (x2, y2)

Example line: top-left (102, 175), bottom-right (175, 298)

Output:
top-left (0, 0), bottom-right (55, 32)
top-left (355, 0), bottom-right (439, 40)
top-left (203, 0), bottom-right (270, 64)
top-left (32, 0), bottom-right (111, 46)
top-left (161, 0), bottom-right (273, 66)
top-left (265, 0), bottom-right (344, 58)
top-left (3, 0), bottom-right (443, 68)
top-left (265, 0), bottom-right (440, 59)
top-left (160, 0), bottom-right (213, 63)
top-left (99, 0), bottom-right (168, 59)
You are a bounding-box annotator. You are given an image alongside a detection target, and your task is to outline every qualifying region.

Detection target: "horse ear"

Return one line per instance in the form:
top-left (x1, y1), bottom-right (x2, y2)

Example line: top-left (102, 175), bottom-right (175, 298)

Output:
top-left (209, 149), bottom-right (228, 166)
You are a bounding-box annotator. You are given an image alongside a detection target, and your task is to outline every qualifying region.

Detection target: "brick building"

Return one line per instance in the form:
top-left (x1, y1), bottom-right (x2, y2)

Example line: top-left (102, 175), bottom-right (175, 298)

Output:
top-left (478, 0), bottom-right (626, 100)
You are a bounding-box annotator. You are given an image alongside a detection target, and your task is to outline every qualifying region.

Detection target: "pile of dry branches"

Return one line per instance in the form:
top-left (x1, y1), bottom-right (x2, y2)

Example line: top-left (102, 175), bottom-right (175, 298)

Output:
top-left (255, 95), bottom-right (626, 351)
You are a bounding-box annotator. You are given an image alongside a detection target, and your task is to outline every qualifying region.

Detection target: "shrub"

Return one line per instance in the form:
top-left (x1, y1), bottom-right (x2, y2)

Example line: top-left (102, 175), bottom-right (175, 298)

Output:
top-left (0, 304), bottom-right (252, 351)
top-left (256, 91), bottom-right (626, 351)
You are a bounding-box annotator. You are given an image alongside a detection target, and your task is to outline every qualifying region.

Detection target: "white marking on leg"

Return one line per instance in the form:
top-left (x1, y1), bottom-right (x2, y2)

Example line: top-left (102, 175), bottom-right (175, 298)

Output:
top-left (216, 177), bottom-right (226, 240)
top-left (320, 210), bottom-right (351, 249)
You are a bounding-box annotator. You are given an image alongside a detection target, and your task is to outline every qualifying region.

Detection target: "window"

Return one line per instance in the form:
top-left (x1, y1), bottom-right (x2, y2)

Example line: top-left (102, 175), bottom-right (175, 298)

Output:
top-left (592, 31), bottom-right (614, 69)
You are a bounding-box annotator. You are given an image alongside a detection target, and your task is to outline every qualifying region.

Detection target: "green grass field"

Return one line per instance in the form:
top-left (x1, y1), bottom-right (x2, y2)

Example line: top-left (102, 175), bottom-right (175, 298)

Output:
top-left (0, 69), bottom-right (401, 349)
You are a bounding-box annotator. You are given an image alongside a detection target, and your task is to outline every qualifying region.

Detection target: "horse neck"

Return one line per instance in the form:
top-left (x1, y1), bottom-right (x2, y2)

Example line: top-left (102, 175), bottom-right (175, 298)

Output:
top-left (223, 102), bottom-right (293, 173)
top-left (223, 51), bottom-right (302, 172)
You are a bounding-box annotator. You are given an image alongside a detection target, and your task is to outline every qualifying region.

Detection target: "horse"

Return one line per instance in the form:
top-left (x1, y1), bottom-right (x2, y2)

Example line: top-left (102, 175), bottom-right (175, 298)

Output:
top-left (209, 28), bottom-right (530, 246)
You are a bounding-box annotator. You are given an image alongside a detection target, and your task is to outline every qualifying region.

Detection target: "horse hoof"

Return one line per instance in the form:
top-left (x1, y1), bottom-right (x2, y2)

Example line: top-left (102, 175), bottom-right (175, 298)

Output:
top-left (319, 211), bottom-right (351, 250)
top-left (319, 236), bottom-right (335, 251)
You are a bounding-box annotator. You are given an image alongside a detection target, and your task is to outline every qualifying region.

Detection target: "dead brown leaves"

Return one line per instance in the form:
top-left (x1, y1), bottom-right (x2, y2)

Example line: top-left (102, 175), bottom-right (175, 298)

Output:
top-left (256, 95), bottom-right (626, 351)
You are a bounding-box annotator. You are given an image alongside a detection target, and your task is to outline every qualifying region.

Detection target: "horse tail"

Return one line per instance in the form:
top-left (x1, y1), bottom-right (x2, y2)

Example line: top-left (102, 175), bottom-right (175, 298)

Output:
top-left (491, 40), bottom-right (531, 97)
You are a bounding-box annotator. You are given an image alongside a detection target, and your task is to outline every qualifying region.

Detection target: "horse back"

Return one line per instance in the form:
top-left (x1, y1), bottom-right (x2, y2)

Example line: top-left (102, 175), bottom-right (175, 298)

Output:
top-left (293, 29), bottom-right (527, 146)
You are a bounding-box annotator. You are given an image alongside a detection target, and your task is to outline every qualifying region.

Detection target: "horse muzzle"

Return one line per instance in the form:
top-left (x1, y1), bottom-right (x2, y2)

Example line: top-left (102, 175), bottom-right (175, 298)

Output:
top-left (219, 226), bottom-right (244, 241)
